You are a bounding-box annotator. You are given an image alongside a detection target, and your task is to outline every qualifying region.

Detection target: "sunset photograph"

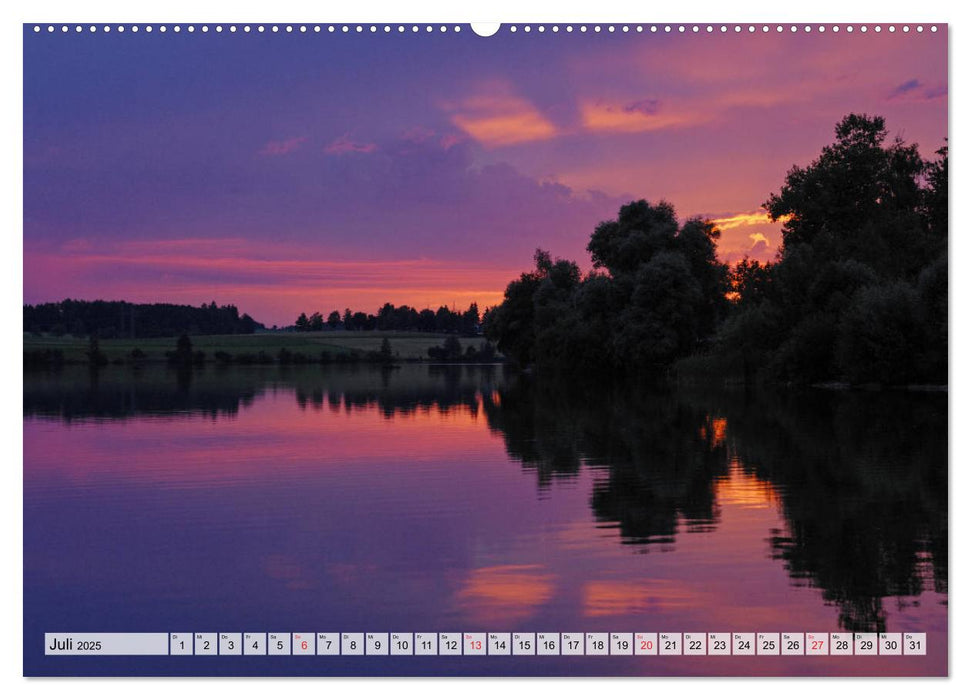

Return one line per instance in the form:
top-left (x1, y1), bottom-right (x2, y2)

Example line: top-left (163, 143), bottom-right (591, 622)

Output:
top-left (22, 19), bottom-right (947, 679)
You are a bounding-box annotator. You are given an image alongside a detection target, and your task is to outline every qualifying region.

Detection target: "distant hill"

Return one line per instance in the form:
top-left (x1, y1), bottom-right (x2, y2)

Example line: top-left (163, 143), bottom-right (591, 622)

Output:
top-left (23, 299), bottom-right (264, 338)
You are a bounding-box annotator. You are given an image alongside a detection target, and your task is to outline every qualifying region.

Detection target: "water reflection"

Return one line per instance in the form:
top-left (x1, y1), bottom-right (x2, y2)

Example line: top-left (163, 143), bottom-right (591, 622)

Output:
top-left (24, 364), bottom-right (503, 422)
top-left (731, 390), bottom-right (948, 632)
top-left (480, 374), bottom-right (947, 633)
top-left (455, 565), bottom-right (556, 627)
top-left (24, 365), bottom-right (946, 636)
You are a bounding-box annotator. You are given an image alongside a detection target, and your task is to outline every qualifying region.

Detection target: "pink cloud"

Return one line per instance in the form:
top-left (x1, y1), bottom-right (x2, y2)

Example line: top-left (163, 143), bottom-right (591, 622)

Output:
top-left (439, 132), bottom-right (465, 150)
top-left (442, 85), bottom-right (559, 147)
top-left (259, 136), bottom-right (307, 156)
top-left (581, 99), bottom-right (709, 133)
top-left (324, 134), bottom-right (378, 155)
top-left (23, 241), bottom-right (519, 324)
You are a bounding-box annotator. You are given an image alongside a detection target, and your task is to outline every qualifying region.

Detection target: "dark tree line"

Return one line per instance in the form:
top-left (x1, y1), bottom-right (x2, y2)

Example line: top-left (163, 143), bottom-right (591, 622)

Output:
top-left (24, 300), bottom-right (263, 339)
top-left (485, 114), bottom-right (947, 386)
top-left (293, 302), bottom-right (484, 335)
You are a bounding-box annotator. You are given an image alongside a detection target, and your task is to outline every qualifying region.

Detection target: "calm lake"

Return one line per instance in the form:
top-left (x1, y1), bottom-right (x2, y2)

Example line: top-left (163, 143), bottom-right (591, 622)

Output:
top-left (23, 364), bottom-right (947, 676)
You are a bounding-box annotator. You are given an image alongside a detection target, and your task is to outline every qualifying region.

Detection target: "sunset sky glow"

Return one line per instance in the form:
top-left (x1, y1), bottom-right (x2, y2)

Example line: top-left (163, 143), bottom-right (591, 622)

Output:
top-left (24, 27), bottom-right (947, 325)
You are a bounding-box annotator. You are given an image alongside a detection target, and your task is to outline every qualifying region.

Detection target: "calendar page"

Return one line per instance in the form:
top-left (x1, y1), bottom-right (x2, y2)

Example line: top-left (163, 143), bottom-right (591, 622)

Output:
top-left (22, 19), bottom-right (948, 678)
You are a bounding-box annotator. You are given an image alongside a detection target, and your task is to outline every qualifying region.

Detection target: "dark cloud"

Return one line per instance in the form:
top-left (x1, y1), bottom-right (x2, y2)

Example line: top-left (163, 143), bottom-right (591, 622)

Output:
top-left (888, 79), bottom-right (922, 99)
top-left (887, 79), bottom-right (946, 102)
top-left (622, 98), bottom-right (662, 116)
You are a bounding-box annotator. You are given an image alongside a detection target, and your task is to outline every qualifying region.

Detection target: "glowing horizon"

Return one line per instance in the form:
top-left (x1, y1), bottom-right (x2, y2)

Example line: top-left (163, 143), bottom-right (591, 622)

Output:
top-left (24, 27), bottom-right (947, 326)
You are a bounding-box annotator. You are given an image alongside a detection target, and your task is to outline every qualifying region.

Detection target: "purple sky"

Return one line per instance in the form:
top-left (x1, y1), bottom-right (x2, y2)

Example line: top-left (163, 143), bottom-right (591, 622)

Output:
top-left (23, 26), bottom-right (947, 326)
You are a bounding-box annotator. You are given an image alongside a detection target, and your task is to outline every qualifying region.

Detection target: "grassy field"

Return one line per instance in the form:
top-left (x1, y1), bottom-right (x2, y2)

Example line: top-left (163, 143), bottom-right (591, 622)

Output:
top-left (24, 331), bottom-right (468, 363)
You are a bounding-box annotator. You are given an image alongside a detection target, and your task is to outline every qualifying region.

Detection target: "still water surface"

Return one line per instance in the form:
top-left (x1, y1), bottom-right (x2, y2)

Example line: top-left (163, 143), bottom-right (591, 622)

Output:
top-left (23, 365), bottom-right (947, 675)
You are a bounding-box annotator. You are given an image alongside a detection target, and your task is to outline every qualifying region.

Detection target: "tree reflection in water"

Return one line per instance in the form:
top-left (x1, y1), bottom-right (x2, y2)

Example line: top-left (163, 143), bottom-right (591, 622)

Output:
top-left (482, 374), bottom-right (946, 633)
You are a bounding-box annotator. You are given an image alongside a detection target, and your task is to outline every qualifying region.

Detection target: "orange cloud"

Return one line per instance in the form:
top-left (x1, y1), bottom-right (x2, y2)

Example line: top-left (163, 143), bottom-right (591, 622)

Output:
top-left (444, 91), bottom-right (558, 147)
top-left (709, 212), bottom-right (790, 264)
top-left (709, 210), bottom-right (777, 230)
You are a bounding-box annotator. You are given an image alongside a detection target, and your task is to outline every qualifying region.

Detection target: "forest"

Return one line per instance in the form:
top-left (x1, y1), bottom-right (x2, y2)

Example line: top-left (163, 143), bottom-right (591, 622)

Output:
top-left (484, 114), bottom-right (948, 386)
top-left (23, 300), bottom-right (263, 339)
top-left (291, 302), bottom-right (483, 335)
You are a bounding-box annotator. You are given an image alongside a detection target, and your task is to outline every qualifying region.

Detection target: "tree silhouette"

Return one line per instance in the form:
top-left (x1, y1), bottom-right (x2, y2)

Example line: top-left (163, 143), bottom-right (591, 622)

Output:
top-left (487, 203), bottom-right (729, 372)
top-left (718, 113), bottom-right (948, 385)
top-left (485, 249), bottom-right (547, 366)
top-left (765, 114), bottom-right (930, 279)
